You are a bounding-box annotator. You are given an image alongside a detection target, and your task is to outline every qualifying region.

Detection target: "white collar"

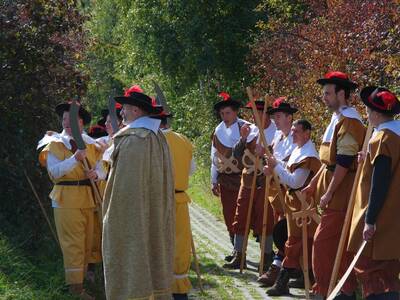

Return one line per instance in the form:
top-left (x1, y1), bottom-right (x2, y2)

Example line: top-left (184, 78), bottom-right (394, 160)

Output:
top-left (374, 120), bottom-right (400, 137)
top-left (287, 139), bottom-right (319, 167)
top-left (161, 128), bottom-right (172, 133)
top-left (127, 116), bottom-right (161, 134)
top-left (37, 130), bottom-right (96, 150)
top-left (322, 106), bottom-right (363, 143)
top-left (214, 118), bottom-right (254, 147)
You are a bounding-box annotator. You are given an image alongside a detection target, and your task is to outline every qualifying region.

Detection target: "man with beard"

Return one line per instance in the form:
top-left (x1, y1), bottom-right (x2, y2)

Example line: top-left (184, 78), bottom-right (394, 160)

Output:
top-left (302, 71), bottom-right (365, 299)
top-left (102, 86), bottom-right (175, 300)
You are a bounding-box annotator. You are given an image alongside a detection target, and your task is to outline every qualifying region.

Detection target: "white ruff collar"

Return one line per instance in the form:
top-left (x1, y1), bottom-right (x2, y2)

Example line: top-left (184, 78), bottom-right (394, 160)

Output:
top-left (372, 120), bottom-right (400, 139)
top-left (215, 118), bottom-right (255, 147)
top-left (287, 139), bottom-right (319, 167)
top-left (322, 106), bottom-right (363, 143)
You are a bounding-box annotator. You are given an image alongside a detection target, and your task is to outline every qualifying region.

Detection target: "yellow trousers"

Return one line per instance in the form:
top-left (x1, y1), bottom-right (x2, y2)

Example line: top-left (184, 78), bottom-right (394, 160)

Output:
top-left (88, 211), bottom-right (102, 264)
top-left (54, 208), bottom-right (95, 284)
top-left (172, 201), bottom-right (192, 294)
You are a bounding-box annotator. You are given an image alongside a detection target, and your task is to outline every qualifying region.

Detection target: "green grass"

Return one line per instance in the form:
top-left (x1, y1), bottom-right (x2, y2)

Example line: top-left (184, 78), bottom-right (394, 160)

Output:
top-left (188, 167), bottom-right (223, 221)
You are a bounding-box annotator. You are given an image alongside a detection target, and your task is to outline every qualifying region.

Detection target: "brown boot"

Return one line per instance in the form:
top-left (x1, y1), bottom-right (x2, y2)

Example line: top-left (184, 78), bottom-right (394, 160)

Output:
top-left (266, 268), bottom-right (290, 296)
top-left (222, 252), bottom-right (246, 270)
top-left (69, 284), bottom-right (95, 300)
top-left (257, 264), bottom-right (280, 287)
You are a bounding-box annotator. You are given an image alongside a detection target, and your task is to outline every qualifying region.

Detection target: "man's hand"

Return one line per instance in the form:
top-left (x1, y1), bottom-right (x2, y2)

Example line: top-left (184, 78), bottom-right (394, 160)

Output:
top-left (74, 149), bottom-right (87, 161)
top-left (363, 223), bottom-right (376, 241)
top-left (266, 155), bottom-right (277, 169)
top-left (358, 151), bottom-right (366, 164)
top-left (211, 183), bottom-right (221, 197)
top-left (240, 124), bottom-right (251, 141)
top-left (263, 165), bottom-right (273, 176)
top-left (302, 180), bottom-right (317, 198)
top-left (320, 191), bottom-right (333, 209)
top-left (86, 169), bottom-right (98, 181)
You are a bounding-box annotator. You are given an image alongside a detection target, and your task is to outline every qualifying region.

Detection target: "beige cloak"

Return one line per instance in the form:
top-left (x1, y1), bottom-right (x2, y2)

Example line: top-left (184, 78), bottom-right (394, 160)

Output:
top-left (102, 126), bottom-right (175, 300)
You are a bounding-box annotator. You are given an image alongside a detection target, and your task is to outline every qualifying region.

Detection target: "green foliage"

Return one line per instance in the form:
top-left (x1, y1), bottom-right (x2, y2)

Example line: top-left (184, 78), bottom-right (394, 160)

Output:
top-left (0, 0), bottom-right (87, 247)
top-left (82, 0), bottom-right (265, 165)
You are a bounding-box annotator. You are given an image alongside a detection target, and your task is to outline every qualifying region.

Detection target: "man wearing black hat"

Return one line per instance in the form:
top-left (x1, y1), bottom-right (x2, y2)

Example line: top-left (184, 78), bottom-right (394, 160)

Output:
top-left (211, 92), bottom-right (252, 258)
top-left (257, 97), bottom-right (298, 287)
top-left (302, 71), bottom-right (366, 299)
top-left (347, 87), bottom-right (400, 300)
top-left (38, 102), bottom-right (105, 300)
top-left (223, 100), bottom-right (276, 270)
top-left (102, 86), bottom-right (175, 300)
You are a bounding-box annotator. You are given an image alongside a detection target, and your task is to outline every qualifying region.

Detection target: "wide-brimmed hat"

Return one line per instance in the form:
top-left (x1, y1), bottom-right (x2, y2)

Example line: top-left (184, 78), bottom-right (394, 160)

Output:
top-left (55, 101), bottom-right (91, 125)
top-left (317, 71), bottom-right (358, 90)
top-left (114, 85), bottom-right (158, 113)
top-left (360, 86), bottom-right (400, 115)
top-left (213, 92), bottom-right (241, 112)
top-left (267, 97), bottom-right (298, 115)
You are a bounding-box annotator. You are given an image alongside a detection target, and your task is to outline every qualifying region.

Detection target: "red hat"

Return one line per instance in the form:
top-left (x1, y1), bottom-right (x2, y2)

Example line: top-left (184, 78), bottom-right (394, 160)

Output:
top-left (213, 92), bottom-right (242, 112)
top-left (317, 71), bottom-right (358, 90)
top-left (267, 97), bottom-right (298, 115)
top-left (55, 100), bottom-right (91, 125)
top-left (360, 86), bottom-right (400, 115)
top-left (114, 85), bottom-right (157, 113)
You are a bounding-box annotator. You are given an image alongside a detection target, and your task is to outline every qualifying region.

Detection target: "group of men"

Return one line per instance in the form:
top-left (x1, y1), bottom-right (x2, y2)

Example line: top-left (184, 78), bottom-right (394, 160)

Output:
top-left (36, 70), bottom-right (400, 300)
top-left (38, 85), bottom-right (195, 300)
top-left (211, 71), bottom-right (400, 300)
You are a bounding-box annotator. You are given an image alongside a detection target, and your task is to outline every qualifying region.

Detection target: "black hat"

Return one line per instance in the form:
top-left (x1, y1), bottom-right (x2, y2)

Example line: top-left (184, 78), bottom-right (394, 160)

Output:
top-left (150, 105), bottom-right (173, 120)
top-left (272, 219), bottom-right (288, 253)
top-left (244, 100), bottom-right (267, 111)
top-left (360, 86), bottom-right (400, 115)
top-left (55, 101), bottom-right (91, 125)
top-left (267, 97), bottom-right (298, 115)
top-left (114, 85), bottom-right (158, 114)
top-left (213, 92), bottom-right (241, 112)
top-left (88, 124), bottom-right (107, 138)
top-left (317, 71), bottom-right (358, 90)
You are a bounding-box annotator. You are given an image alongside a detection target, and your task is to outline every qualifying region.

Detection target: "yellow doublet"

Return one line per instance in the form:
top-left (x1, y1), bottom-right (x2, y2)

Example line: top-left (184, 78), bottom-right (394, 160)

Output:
top-left (39, 142), bottom-right (101, 208)
top-left (39, 141), bottom-right (101, 284)
top-left (163, 130), bottom-right (193, 294)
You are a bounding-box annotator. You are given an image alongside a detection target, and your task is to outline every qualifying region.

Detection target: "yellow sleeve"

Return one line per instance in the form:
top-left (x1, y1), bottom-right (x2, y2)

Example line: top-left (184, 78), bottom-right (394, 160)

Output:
top-left (337, 132), bottom-right (359, 156)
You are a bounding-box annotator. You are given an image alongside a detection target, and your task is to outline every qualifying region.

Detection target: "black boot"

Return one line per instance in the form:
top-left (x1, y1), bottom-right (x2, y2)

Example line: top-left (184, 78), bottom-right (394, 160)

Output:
top-left (224, 250), bottom-right (236, 262)
top-left (173, 293), bottom-right (189, 300)
top-left (266, 268), bottom-right (290, 296)
top-left (222, 252), bottom-right (246, 270)
top-left (230, 234), bottom-right (235, 246)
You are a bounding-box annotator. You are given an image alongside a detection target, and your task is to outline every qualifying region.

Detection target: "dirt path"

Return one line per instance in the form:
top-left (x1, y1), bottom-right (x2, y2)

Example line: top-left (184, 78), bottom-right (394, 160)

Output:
top-left (189, 203), bottom-right (321, 300)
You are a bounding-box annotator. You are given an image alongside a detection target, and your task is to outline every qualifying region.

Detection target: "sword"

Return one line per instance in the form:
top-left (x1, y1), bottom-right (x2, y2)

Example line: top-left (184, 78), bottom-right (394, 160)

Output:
top-left (70, 100), bottom-right (103, 218)
top-left (153, 81), bottom-right (171, 125)
top-left (327, 241), bottom-right (367, 300)
top-left (108, 95), bottom-right (119, 134)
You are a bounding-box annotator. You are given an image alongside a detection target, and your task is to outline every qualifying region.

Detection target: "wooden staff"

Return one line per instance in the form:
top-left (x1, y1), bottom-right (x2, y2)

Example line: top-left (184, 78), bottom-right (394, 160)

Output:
top-left (240, 155), bottom-right (260, 273)
top-left (327, 124), bottom-right (373, 295)
top-left (191, 232), bottom-right (204, 292)
top-left (246, 87), bottom-right (287, 213)
top-left (259, 96), bottom-right (272, 276)
top-left (24, 170), bottom-right (60, 249)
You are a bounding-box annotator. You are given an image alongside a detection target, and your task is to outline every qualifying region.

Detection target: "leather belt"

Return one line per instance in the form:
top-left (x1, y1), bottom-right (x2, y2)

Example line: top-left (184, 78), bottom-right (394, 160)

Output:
top-left (56, 179), bottom-right (91, 186)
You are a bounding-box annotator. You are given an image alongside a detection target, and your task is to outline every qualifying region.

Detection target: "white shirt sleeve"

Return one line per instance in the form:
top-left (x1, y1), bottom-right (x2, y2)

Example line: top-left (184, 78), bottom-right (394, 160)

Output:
top-left (274, 163), bottom-right (310, 189)
top-left (47, 152), bottom-right (78, 179)
top-left (95, 161), bottom-right (107, 180)
top-left (210, 144), bottom-right (218, 184)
